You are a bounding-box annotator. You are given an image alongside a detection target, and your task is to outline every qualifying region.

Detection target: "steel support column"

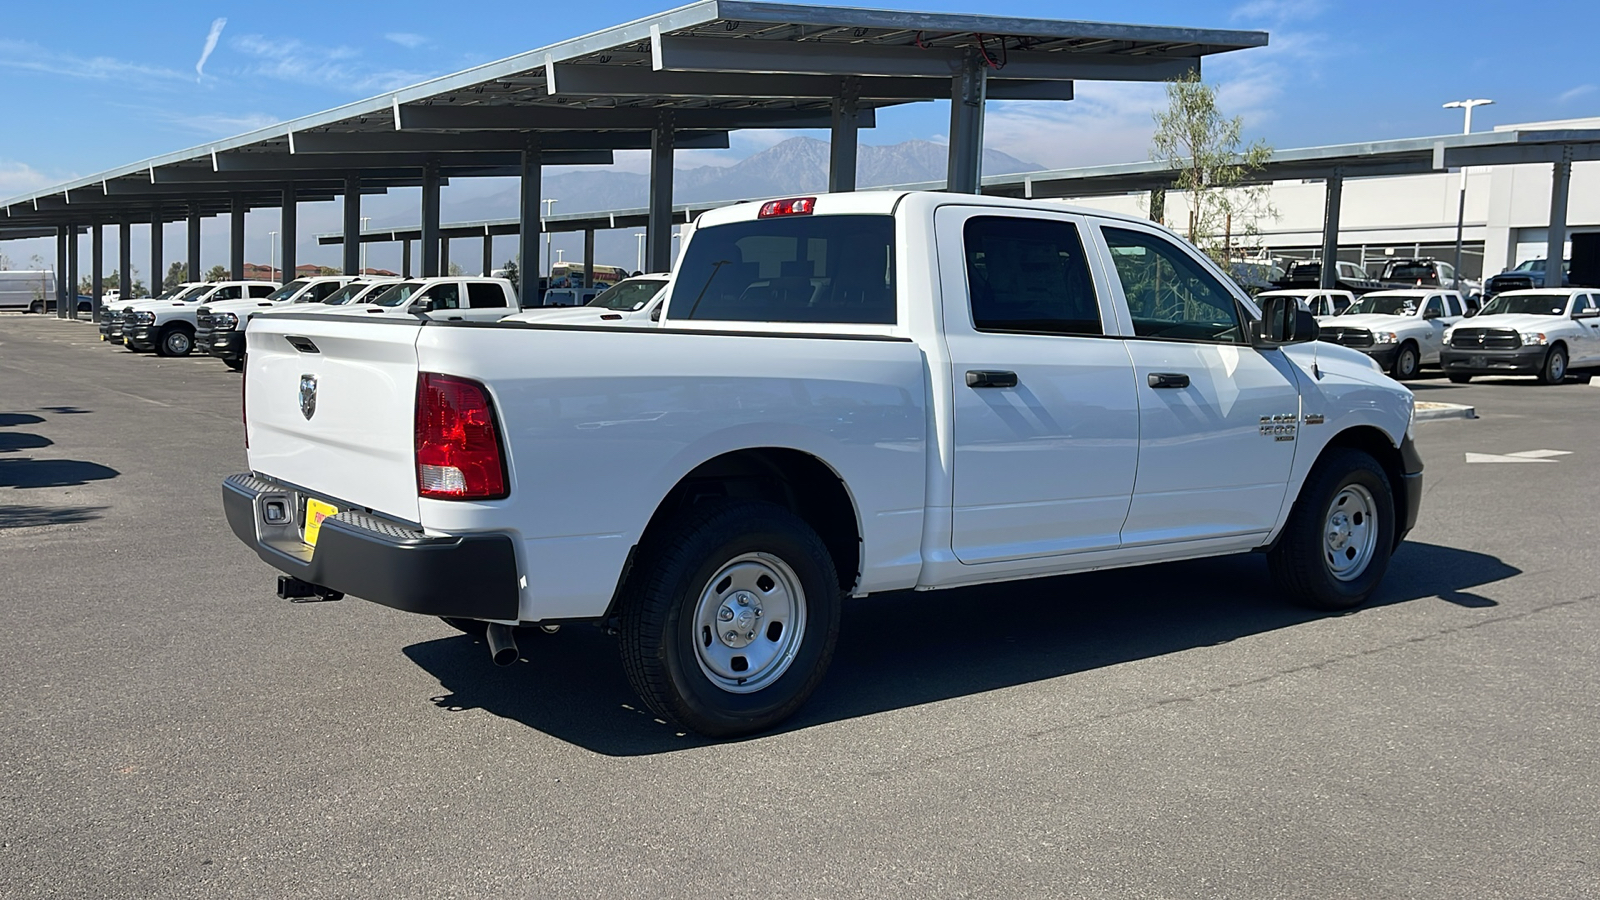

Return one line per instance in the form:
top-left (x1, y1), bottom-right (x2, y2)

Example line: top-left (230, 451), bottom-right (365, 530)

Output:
top-left (422, 158), bottom-right (442, 278)
top-left (1320, 170), bottom-right (1345, 290)
top-left (402, 240), bottom-right (412, 278)
top-left (118, 221), bottom-right (131, 311)
top-left (647, 114), bottom-right (675, 272)
top-left (230, 196), bottom-right (246, 280)
top-left (946, 51), bottom-right (988, 195)
top-left (583, 229), bottom-right (595, 288)
top-left (149, 212), bottom-right (163, 297)
top-left (517, 141), bottom-right (540, 301)
top-left (829, 78), bottom-right (860, 193)
top-left (281, 184), bottom-right (297, 283)
top-left (55, 226), bottom-right (68, 317)
top-left (481, 232), bottom-right (493, 277)
top-left (187, 205), bottom-right (202, 284)
top-left (66, 226), bottom-right (78, 320)
top-left (89, 219), bottom-right (103, 321)
top-left (343, 174), bottom-right (362, 276)
top-left (440, 236), bottom-right (451, 275)
top-left (1546, 147), bottom-right (1573, 278)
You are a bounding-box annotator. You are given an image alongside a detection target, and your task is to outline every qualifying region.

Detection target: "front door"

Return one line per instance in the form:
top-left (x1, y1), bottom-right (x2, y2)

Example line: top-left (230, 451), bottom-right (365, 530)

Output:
top-left (937, 208), bottom-right (1140, 564)
top-left (1094, 223), bottom-right (1302, 547)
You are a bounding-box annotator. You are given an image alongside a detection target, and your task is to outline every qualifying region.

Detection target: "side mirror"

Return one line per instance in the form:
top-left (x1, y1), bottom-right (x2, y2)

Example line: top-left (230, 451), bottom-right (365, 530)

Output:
top-left (1255, 294), bottom-right (1319, 347)
top-left (407, 298), bottom-right (434, 315)
top-left (1575, 308), bottom-right (1600, 319)
top-left (1422, 307), bottom-right (1442, 320)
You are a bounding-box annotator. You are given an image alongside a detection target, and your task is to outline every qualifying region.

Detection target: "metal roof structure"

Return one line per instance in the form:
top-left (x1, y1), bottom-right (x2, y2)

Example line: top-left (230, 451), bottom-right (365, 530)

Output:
top-left (2, 1), bottom-right (1267, 317)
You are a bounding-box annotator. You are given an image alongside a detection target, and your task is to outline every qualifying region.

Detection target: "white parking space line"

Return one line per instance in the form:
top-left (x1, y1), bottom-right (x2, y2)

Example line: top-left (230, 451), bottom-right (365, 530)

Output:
top-left (1464, 449), bottom-right (1574, 463)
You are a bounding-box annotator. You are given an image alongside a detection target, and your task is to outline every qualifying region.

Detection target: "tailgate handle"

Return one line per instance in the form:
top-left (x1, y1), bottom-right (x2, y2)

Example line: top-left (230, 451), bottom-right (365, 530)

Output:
top-left (966, 370), bottom-right (1018, 389)
top-left (1148, 372), bottom-right (1190, 389)
top-left (285, 336), bottom-right (320, 354)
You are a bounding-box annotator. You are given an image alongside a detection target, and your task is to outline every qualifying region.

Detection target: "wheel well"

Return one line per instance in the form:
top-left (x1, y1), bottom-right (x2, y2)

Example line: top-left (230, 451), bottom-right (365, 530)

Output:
top-left (163, 320), bottom-right (194, 333)
top-left (636, 448), bottom-right (862, 593)
top-left (1321, 425), bottom-right (1407, 546)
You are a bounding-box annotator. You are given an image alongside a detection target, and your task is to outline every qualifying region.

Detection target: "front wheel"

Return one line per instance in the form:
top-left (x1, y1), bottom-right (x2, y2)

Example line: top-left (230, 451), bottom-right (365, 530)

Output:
top-left (618, 500), bottom-right (841, 738)
top-left (1390, 343), bottom-right (1420, 380)
top-left (1538, 346), bottom-right (1568, 385)
top-left (1269, 449), bottom-right (1396, 611)
top-left (156, 325), bottom-right (193, 357)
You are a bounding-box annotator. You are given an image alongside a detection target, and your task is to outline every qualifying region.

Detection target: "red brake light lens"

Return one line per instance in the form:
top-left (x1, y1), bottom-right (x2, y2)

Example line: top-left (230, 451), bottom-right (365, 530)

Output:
top-left (414, 373), bottom-right (508, 500)
top-left (758, 197), bottom-right (816, 218)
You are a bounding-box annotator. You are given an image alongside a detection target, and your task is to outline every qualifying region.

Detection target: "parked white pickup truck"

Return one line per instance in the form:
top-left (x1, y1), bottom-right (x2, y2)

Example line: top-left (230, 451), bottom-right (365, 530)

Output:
top-left (124, 280), bottom-right (277, 356)
top-left (1439, 288), bottom-right (1600, 384)
top-left (196, 276), bottom-right (358, 369)
top-left (309, 276), bottom-right (518, 322)
top-left (503, 273), bottom-right (671, 326)
top-left (1316, 288), bottom-right (1466, 379)
top-left (226, 191), bottom-right (1422, 736)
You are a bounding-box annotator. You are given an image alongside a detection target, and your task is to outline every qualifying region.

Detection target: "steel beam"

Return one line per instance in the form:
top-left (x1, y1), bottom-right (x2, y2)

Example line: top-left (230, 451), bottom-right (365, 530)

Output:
top-left (421, 160), bottom-right (442, 278)
top-left (440, 235), bottom-right (451, 275)
top-left (1320, 170), bottom-right (1345, 290)
top-left (230, 196), bottom-right (246, 280)
top-left (55, 227), bottom-right (67, 316)
top-left (281, 184), bottom-right (297, 284)
top-left (947, 51), bottom-right (988, 195)
top-left (652, 34), bottom-right (1195, 81)
top-left (187, 205), bottom-right (202, 285)
top-left (402, 240), bottom-right (412, 278)
top-left (118, 221), bottom-right (131, 308)
top-left (518, 142), bottom-right (540, 302)
top-left (1445, 143), bottom-right (1600, 168)
top-left (397, 104), bottom-right (873, 131)
top-left (65, 225), bottom-right (78, 319)
top-left (1547, 148), bottom-right (1573, 278)
top-left (830, 79), bottom-right (860, 193)
top-left (149, 212), bottom-right (162, 298)
top-left (647, 115), bottom-right (674, 273)
top-left (289, 130), bottom-right (731, 154)
top-left (213, 149), bottom-right (611, 171)
top-left (89, 219), bottom-right (102, 321)
top-left (547, 63), bottom-right (1068, 100)
top-left (481, 233), bottom-right (493, 277)
top-left (343, 174), bottom-right (362, 276)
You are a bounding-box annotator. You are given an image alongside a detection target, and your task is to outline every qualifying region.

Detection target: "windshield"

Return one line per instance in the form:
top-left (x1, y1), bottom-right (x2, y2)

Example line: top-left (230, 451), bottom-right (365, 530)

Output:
top-left (319, 282), bottom-right (377, 305)
top-left (370, 282), bottom-right (426, 307)
top-left (263, 279), bottom-right (309, 302)
top-left (1480, 293), bottom-right (1569, 316)
top-left (586, 278), bottom-right (667, 311)
top-left (148, 285), bottom-right (187, 302)
top-left (171, 285), bottom-right (211, 303)
top-left (1345, 294), bottom-right (1416, 316)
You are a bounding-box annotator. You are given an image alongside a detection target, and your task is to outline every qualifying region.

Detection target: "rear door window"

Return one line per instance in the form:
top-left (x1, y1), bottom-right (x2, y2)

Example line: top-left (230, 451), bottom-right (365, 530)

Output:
top-left (668, 214), bottom-right (895, 324)
top-left (1101, 226), bottom-right (1245, 344)
top-left (248, 285), bottom-right (276, 298)
top-left (467, 283), bottom-right (506, 308)
top-left (962, 216), bottom-right (1101, 336)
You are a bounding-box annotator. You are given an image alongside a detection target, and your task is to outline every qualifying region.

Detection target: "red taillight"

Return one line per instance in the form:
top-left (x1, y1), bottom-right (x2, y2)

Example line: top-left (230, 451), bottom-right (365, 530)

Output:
top-left (758, 197), bottom-right (816, 218)
top-left (414, 373), bottom-right (508, 500)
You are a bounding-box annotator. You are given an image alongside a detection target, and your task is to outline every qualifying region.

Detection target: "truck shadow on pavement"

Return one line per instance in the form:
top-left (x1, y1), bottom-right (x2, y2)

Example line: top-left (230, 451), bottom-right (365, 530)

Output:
top-left (0, 413), bottom-right (47, 427)
top-left (0, 458), bottom-right (120, 488)
top-left (0, 504), bottom-right (107, 528)
top-left (402, 541), bottom-right (1518, 757)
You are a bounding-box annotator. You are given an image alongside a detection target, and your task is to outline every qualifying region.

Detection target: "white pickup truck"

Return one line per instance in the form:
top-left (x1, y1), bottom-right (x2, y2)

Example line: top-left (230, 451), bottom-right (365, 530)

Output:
top-left (123, 280), bottom-right (277, 356)
top-left (1440, 288), bottom-right (1600, 383)
top-left (197, 276), bottom-right (358, 369)
top-left (225, 191), bottom-right (1422, 737)
top-left (309, 276), bottom-right (518, 322)
top-left (1315, 288), bottom-right (1467, 379)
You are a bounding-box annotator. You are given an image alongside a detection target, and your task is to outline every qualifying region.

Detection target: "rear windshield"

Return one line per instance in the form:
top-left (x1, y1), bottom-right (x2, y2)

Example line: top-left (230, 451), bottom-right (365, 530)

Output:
top-left (588, 278), bottom-right (667, 311)
top-left (1384, 263), bottom-right (1438, 282)
top-left (668, 214), bottom-right (895, 324)
top-left (264, 279), bottom-right (310, 302)
top-left (1480, 293), bottom-right (1568, 316)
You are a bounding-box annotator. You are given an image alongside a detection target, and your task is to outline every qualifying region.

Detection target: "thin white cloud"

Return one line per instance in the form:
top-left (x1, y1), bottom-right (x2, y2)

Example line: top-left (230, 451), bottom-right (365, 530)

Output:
top-left (229, 34), bottom-right (431, 93)
top-left (0, 159), bottom-right (67, 197)
top-left (196, 18), bottom-right (227, 81)
top-left (0, 38), bottom-right (186, 83)
top-left (1558, 84), bottom-right (1597, 104)
top-left (1231, 0), bottom-right (1325, 26)
top-left (385, 33), bottom-right (429, 49)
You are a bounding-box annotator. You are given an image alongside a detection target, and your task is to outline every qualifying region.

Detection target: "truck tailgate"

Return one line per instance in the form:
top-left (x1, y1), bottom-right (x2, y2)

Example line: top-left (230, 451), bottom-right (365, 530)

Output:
top-left (244, 315), bottom-right (422, 523)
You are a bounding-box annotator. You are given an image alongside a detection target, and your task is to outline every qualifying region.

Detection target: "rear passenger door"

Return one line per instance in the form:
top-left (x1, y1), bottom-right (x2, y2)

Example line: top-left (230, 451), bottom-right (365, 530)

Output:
top-left (464, 282), bottom-right (511, 321)
top-left (1093, 222), bottom-right (1301, 547)
top-left (936, 207), bottom-right (1140, 564)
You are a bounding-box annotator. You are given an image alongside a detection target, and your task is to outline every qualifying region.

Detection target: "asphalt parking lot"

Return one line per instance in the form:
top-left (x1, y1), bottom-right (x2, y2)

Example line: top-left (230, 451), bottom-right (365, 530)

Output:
top-left (2, 313), bottom-right (1596, 899)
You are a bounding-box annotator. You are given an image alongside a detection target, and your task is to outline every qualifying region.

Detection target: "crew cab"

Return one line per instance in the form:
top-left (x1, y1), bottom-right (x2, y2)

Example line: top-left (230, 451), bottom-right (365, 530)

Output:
top-left (225, 191), bottom-right (1421, 737)
top-left (123, 280), bottom-right (276, 356)
top-left (100, 282), bottom-right (203, 343)
top-left (1256, 288), bottom-right (1355, 317)
top-left (1317, 288), bottom-right (1466, 379)
top-left (196, 276), bottom-right (358, 369)
top-left (307, 276), bottom-right (517, 323)
top-left (503, 274), bottom-right (671, 326)
top-left (1440, 288), bottom-right (1600, 384)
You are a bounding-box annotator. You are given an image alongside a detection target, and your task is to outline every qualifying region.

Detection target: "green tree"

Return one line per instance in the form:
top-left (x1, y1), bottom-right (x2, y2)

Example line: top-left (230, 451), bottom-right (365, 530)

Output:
top-left (502, 258), bottom-right (519, 294)
top-left (205, 264), bottom-right (228, 282)
top-left (1150, 71), bottom-right (1274, 264)
top-left (164, 262), bottom-right (188, 292)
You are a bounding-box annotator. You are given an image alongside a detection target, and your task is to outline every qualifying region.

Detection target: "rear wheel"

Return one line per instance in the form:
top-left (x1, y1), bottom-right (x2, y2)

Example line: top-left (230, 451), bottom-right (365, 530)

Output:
top-left (1269, 448), bottom-right (1396, 611)
top-left (1390, 342), bottom-right (1420, 380)
top-left (1538, 345), bottom-right (1568, 385)
top-left (155, 324), bottom-right (193, 357)
top-left (27, 300), bottom-right (44, 315)
top-left (1448, 374), bottom-right (1472, 384)
top-left (618, 500), bottom-right (841, 738)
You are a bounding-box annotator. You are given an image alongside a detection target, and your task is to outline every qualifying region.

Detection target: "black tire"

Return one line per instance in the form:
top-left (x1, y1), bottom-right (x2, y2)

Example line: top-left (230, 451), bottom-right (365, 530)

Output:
top-left (618, 500), bottom-right (841, 738)
top-left (224, 356), bottom-right (244, 372)
top-left (1538, 345), bottom-right (1568, 385)
top-left (1268, 448), bottom-right (1396, 611)
top-left (440, 616), bottom-right (488, 637)
top-left (28, 300), bottom-right (44, 315)
top-left (1447, 374), bottom-right (1472, 384)
top-left (1390, 342), bottom-right (1420, 380)
top-left (155, 324), bottom-right (194, 357)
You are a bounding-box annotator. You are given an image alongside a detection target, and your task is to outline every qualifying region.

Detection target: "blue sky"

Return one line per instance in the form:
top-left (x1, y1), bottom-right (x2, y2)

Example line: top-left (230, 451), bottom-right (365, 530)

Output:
top-left (2, 0), bottom-right (1597, 272)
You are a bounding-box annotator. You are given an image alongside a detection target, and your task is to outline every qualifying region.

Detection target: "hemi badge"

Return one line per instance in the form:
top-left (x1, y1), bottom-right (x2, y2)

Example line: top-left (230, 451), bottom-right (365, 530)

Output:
top-left (1304, 413), bottom-right (1326, 425)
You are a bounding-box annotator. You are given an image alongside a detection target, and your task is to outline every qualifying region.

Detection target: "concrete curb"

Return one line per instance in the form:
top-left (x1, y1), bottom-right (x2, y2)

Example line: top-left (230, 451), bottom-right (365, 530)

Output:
top-left (1415, 401), bottom-right (1477, 422)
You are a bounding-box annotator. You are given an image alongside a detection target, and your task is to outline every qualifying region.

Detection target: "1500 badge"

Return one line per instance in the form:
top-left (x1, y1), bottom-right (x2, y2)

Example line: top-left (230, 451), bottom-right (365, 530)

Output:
top-left (1260, 413), bottom-right (1297, 441)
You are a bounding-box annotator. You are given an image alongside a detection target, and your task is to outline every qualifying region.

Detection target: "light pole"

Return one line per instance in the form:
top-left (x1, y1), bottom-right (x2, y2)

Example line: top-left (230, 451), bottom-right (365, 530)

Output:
top-left (633, 232), bottom-right (646, 273)
top-left (359, 216), bottom-right (371, 274)
top-left (1443, 98), bottom-right (1493, 287)
top-left (267, 230), bottom-right (278, 282)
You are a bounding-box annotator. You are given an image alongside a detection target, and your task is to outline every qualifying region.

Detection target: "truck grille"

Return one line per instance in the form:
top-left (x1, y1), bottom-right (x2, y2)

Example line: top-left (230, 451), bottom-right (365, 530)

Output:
top-left (1320, 326), bottom-right (1374, 348)
top-left (1450, 328), bottom-right (1519, 350)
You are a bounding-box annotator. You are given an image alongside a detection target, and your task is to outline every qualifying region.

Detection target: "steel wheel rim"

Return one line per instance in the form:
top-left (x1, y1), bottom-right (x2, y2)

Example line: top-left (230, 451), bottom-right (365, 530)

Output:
top-left (1549, 350), bottom-right (1565, 380)
top-left (1324, 484), bottom-right (1378, 582)
top-left (1399, 348), bottom-right (1417, 377)
top-left (168, 332), bottom-right (191, 354)
top-left (691, 552), bottom-right (807, 694)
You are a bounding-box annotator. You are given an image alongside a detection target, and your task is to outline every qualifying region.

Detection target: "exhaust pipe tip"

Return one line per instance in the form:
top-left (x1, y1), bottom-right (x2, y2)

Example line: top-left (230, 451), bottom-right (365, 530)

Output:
top-left (485, 623), bottom-right (519, 666)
